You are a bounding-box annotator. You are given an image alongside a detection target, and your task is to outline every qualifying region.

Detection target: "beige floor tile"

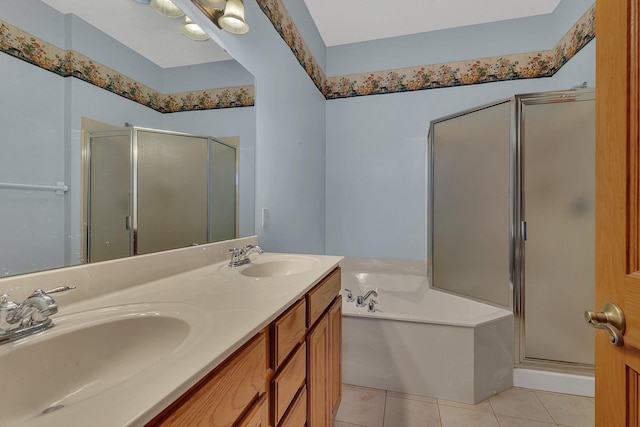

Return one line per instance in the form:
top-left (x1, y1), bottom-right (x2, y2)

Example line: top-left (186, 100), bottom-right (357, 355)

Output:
top-left (489, 388), bottom-right (554, 423)
top-left (535, 391), bottom-right (594, 427)
top-left (388, 391), bottom-right (438, 404)
top-left (336, 385), bottom-right (386, 427)
top-left (383, 396), bottom-right (441, 427)
top-left (496, 414), bottom-right (557, 427)
top-left (439, 405), bottom-right (499, 427)
top-left (437, 398), bottom-right (494, 413)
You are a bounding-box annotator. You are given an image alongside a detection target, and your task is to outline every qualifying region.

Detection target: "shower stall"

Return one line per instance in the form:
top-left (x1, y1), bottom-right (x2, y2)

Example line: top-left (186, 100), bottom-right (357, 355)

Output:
top-left (428, 89), bottom-right (595, 371)
top-left (83, 127), bottom-right (238, 263)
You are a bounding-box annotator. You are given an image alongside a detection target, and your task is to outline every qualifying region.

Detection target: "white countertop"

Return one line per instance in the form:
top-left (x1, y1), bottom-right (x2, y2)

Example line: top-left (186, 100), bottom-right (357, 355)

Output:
top-left (1, 251), bottom-right (342, 427)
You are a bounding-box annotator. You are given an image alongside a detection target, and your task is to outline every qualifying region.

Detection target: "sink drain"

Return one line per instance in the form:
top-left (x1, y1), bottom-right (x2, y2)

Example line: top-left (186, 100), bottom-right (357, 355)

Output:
top-left (42, 405), bottom-right (64, 415)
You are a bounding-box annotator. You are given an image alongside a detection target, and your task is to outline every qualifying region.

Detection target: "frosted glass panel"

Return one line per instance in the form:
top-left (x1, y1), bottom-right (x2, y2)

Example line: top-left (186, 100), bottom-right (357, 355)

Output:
top-left (209, 141), bottom-right (237, 242)
top-left (89, 134), bottom-right (131, 262)
top-left (136, 131), bottom-right (208, 254)
top-left (523, 99), bottom-right (595, 365)
top-left (432, 102), bottom-right (511, 307)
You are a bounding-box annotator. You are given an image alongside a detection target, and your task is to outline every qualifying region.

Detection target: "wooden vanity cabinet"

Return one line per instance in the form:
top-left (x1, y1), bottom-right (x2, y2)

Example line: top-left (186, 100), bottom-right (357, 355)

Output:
top-left (146, 267), bottom-right (342, 427)
top-left (307, 268), bottom-right (342, 426)
top-left (237, 393), bottom-right (269, 427)
top-left (147, 331), bottom-right (268, 427)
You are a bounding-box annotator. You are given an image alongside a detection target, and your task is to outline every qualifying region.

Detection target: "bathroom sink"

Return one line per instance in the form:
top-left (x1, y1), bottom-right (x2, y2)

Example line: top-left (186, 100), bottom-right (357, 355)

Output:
top-left (0, 303), bottom-right (206, 426)
top-left (238, 254), bottom-right (321, 278)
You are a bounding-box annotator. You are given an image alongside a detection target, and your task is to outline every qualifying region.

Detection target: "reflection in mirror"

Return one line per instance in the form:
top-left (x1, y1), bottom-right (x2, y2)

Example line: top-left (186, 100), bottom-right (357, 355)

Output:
top-left (85, 127), bottom-right (237, 263)
top-left (0, 0), bottom-right (255, 277)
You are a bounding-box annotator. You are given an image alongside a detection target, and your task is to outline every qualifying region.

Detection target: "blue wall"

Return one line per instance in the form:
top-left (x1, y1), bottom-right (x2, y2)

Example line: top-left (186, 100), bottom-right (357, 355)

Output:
top-left (324, 0), bottom-right (595, 261)
top-left (176, 0), bottom-right (595, 261)
top-left (1, 0), bottom-right (597, 274)
top-left (0, 1), bottom-right (257, 275)
top-left (178, 0), bottom-right (328, 254)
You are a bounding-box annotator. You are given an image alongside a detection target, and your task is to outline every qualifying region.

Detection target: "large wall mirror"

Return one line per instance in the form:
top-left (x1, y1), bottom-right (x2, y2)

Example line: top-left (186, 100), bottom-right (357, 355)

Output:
top-left (0, 0), bottom-right (256, 277)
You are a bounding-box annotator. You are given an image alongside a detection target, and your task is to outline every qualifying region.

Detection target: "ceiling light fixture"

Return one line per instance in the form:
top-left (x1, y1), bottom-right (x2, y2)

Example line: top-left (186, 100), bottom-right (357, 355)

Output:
top-left (181, 16), bottom-right (211, 41)
top-left (150, 0), bottom-right (185, 18)
top-left (218, 0), bottom-right (249, 34)
top-left (192, 0), bottom-right (250, 35)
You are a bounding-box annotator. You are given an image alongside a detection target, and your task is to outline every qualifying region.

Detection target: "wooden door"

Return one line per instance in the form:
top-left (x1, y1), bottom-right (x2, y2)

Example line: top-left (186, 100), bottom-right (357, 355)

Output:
top-left (595, 0), bottom-right (640, 425)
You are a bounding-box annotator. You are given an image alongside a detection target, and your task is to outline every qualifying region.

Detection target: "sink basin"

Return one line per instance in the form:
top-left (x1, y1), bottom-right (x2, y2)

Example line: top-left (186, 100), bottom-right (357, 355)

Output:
top-left (0, 303), bottom-right (206, 426)
top-left (239, 255), bottom-right (321, 278)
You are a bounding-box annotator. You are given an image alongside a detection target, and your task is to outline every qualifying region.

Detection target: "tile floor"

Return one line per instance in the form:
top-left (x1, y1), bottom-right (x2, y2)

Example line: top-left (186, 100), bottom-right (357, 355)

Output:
top-left (335, 384), bottom-right (594, 427)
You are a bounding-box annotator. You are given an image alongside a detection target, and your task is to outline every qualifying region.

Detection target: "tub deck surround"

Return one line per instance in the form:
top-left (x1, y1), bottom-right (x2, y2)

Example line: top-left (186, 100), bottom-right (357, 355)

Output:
top-left (340, 257), bottom-right (514, 404)
top-left (0, 238), bottom-right (342, 427)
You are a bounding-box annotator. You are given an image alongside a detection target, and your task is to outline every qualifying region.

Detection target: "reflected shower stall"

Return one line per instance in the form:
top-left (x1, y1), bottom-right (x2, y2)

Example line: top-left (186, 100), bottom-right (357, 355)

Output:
top-left (83, 127), bottom-right (238, 263)
top-left (428, 89), bottom-right (595, 370)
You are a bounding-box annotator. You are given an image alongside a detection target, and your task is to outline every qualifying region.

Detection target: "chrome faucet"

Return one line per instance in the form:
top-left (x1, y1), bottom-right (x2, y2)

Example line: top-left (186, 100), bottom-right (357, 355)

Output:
top-left (356, 290), bottom-right (378, 307)
top-left (228, 245), bottom-right (264, 267)
top-left (344, 289), bottom-right (354, 302)
top-left (0, 286), bottom-right (76, 344)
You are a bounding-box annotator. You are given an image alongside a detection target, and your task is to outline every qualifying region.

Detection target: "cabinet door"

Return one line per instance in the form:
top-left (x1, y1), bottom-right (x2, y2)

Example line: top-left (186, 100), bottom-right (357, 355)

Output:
top-left (329, 297), bottom-right (342, 419)
top-left (307, 314), bottom-right (330, 427)
top-left (237, 393), bottom-right (269, 427)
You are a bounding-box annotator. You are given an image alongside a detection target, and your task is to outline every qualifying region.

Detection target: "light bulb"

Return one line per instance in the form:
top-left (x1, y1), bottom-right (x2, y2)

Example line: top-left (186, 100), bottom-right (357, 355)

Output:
top-left (219, 0), bottom-right (249, 34)
top-left (181, 17), bottom-right (210, 41)
top-left (150, 0), bottom-right (185, 18)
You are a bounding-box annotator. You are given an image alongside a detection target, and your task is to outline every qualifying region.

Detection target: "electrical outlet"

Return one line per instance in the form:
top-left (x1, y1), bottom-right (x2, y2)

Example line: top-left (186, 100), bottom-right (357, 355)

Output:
top-left (261, 208), bottom-right (270, 228)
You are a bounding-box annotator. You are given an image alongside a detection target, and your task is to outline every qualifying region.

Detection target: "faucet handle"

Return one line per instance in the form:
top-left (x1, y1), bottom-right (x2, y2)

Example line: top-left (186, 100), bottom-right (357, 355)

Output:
top-left (344, 289), bottom-right (354, 302)
top-left (44, 286), bottom-right (76, 295)
top-left (367, 299), bottom-right (378, 312)
top-left (0, 294), bottom-right (17, 311)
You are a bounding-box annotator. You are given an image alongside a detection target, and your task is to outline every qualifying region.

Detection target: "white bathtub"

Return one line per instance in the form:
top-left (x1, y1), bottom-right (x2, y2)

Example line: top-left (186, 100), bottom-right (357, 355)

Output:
top-left (340, 259), bottom-right (514, 404)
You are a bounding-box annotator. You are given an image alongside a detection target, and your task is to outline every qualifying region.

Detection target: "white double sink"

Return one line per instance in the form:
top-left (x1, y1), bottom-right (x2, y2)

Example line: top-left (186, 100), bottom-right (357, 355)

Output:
top-left (0, 253), bottom-right (329, 427)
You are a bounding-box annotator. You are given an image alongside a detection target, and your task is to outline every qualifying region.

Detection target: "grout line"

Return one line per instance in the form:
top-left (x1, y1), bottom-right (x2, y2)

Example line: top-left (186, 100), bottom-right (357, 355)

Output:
top-left (381, 390), bottom-right (387, 427)
top-left (532, 390), bottom-right (559, 425)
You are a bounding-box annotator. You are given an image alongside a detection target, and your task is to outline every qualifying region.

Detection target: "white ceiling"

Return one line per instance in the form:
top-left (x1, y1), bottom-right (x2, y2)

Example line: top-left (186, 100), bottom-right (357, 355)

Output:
top-left (42, 0), bottom-right (232, 68)
top-left (40, 0), bottom-right (562, 68)
top-left (303, 0), bottom-right (563, 47)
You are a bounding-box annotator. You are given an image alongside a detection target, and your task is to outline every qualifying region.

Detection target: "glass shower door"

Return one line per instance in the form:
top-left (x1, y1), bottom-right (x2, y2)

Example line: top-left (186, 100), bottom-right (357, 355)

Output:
top-left (88, 132), bottom-right (132, 262)
top-left (430, 101), bottom-right (512, 307)
top-left (521, 96), bottom-right (595, 366)
top-left (136, 131), bottom-right (209, 255)
top-left (209, 140), bottom-right (237, 242)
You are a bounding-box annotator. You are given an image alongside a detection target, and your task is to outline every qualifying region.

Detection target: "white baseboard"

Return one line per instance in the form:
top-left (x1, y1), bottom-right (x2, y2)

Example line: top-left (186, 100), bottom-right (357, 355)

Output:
top-left (514, 368), bottom-right (594, 397)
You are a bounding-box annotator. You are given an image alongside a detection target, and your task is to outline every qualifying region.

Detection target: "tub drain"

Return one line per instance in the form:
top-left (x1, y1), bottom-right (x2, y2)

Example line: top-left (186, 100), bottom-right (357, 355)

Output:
top-left (42, 405), bottom-right (64, 415)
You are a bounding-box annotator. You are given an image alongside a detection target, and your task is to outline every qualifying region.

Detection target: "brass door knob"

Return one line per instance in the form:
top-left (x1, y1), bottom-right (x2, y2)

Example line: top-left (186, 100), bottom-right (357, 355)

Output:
top-left (585, 302), bottom-right (626, 346)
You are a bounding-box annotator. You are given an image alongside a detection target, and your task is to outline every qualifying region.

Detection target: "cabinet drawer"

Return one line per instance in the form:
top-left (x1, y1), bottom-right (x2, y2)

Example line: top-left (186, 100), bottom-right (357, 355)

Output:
top-left (279, 386), bottom-right (307, 427)
top-left (272, 342), bottom-right (306, 425)
top-left (272, 298), bottom-right (306, 370)
top-left (307, 267), bottom-right (341, 327)
top-left (149, 332), bottom-right (267, 427)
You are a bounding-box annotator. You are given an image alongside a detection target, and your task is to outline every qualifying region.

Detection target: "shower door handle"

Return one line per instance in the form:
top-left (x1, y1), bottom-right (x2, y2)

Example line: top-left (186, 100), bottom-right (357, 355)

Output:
top-left (585, 302), bottom-right (626, 346)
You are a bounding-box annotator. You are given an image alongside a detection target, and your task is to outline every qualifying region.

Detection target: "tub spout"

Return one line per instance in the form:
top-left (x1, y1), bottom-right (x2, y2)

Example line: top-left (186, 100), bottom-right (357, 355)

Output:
top-left (356, 290), bottom-right (378, 307)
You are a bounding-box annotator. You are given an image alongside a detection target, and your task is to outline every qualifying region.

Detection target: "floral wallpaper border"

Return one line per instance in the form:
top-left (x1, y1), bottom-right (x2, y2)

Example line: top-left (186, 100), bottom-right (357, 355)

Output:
top-left (0, 20), bottom-right (254, 113)
top-left (256, 0), bottom-right (595, 99)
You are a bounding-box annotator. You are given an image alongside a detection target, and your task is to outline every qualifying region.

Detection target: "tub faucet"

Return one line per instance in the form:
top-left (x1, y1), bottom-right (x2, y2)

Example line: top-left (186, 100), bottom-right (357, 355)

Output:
top-left (0, 285), bottom-right (76, 344)
top-left (356, 290), bottom-right (378, 307)
top-left (367, 299), bottom-right (378, 313)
